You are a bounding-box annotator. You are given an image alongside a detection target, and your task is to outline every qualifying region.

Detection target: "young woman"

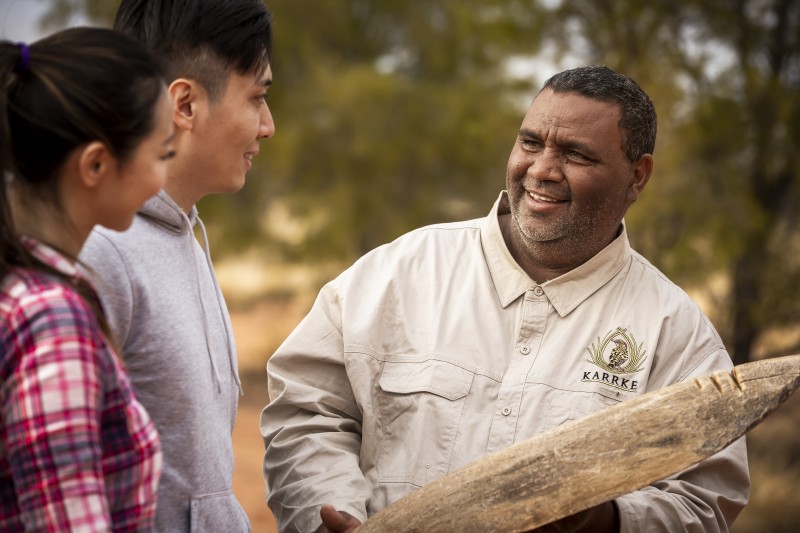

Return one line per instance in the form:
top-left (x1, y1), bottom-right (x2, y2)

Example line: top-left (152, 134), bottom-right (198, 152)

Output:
top-left (0, 27), bottom-right (174, 531)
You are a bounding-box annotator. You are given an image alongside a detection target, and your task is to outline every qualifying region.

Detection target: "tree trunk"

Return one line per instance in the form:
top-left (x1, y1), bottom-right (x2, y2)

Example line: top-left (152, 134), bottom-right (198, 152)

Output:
top-left (731, 250), bottom-right (763, 365)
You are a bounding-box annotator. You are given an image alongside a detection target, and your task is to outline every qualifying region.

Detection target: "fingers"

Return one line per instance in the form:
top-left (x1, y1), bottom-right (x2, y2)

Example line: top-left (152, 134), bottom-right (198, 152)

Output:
top-left (318, 505), bottom-right (362, 533)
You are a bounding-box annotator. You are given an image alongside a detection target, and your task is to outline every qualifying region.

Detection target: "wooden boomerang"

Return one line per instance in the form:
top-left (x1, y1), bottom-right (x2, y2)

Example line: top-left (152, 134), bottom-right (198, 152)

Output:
top-left (357, 354), bottom-right (800, 532)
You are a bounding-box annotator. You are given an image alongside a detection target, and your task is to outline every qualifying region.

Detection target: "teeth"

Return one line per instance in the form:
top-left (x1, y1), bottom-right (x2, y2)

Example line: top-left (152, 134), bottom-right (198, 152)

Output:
top-left (529, 192), bottom-right (559, 203)
top-left (245, 154), bottom-right (253, 160)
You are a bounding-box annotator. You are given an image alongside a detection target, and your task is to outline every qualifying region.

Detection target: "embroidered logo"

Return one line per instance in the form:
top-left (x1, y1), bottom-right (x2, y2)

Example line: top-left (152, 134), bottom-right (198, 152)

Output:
top-left (582, 327), bottom-right (647, 391)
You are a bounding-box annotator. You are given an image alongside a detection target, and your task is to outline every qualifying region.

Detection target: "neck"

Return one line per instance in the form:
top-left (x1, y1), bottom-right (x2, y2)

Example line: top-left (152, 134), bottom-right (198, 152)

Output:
top-left (11, 192), bottom-right (85, 259)
top-left (499, 213), bottom-right (615, 284)
top-left (14, 208), bottom-right (89, 258)
top-left (163, 173), bottom-right (200, 213)
top-left (164, 134), bottom-right (203, 212)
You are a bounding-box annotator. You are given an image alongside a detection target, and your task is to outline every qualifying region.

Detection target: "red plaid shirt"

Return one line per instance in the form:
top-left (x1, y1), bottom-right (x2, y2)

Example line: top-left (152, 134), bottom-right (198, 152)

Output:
top-left (1, 237), bottom-right (161, 532)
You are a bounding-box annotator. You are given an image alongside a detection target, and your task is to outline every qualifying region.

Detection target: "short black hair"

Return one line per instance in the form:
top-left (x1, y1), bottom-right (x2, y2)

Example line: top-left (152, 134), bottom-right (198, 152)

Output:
top-left (542, 66), bottom-right (657, 162)
top-left (114, 0), bottom-right (273, 100)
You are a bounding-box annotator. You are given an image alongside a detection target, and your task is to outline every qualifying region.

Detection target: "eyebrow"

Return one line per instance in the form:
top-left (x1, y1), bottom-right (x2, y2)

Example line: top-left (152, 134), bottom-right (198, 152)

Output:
top-left (518, 128), bottom-right (598, 158)
top-left (259, 77), bottom-right (273, 87)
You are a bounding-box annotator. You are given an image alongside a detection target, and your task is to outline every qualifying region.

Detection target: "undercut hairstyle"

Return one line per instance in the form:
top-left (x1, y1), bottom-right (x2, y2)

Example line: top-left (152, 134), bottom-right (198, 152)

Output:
top-left (541, 66), bottom-right (657, 163)
top-left (114, 0), bottom-right (273, 100)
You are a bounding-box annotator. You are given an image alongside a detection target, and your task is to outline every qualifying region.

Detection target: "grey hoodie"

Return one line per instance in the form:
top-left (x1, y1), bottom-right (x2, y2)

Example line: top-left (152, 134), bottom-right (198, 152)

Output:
top-left (80, 190), bottom-right (249, 532)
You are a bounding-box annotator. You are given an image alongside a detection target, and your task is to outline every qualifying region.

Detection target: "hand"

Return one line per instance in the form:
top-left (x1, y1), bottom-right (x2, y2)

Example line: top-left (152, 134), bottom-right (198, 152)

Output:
top-left (314, 504), bottom-right (362, 533)
top-left (529, 501), bottom-right (619, 533)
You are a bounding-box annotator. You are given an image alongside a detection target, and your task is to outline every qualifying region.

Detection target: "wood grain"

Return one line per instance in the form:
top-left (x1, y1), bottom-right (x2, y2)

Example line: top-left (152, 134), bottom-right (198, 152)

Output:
top-left (357, 354), bottom-right (800, 532)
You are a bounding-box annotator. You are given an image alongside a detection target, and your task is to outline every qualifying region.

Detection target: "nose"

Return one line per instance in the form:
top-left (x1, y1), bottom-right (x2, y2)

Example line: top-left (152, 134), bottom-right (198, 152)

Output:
top-left (528, 148), bottom-right (564, 182)
top-left (258, 103), bottom-right (275, 140)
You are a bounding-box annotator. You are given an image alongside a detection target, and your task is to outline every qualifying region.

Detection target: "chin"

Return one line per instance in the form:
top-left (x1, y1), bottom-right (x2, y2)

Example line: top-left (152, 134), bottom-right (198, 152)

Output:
top-left (226, 174), bottom-right (247, 193)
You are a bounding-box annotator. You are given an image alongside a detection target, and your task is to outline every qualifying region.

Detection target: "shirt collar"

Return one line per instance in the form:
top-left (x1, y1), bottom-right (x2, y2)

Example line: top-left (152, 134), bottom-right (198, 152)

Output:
top-left (480, 191), bottom-right (631, 316)
top-left (21, 235), bottom-right (83, 281)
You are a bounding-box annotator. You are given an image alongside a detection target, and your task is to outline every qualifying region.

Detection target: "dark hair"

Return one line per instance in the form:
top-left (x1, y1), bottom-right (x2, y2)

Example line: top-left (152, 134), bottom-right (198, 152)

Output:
top-left (0, 27), bottom-right (166, 335)
top-left (114, 0), bottom-right (273, 100)
top-left (542, 66), bottom-right (657, 162)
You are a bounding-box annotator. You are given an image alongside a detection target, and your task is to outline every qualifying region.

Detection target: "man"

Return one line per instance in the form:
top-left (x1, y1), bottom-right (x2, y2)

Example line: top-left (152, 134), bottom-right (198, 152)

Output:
top-left (261, 66), bottom-right (749, 532)
top-left (80, 0), bottom-right (274, 530)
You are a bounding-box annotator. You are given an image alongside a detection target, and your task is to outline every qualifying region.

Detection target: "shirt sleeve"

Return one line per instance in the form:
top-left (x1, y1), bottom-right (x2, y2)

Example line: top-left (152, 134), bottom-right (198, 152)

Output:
top-left (261, 281), bottom-right (370, 533)
top-left (3, 286), bottom-right (112, 531)
top-left (615, 348), bottom-right (750, 532)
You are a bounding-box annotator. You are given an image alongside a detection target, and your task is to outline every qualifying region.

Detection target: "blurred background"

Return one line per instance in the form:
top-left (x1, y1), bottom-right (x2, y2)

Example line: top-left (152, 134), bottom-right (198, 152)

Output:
top-left (2, 0), bottom-right (798, 531)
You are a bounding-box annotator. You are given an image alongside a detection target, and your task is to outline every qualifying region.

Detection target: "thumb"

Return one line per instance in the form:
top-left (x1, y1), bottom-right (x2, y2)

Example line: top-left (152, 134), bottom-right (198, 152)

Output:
top-left (320, 505), bottom-right (360, 531)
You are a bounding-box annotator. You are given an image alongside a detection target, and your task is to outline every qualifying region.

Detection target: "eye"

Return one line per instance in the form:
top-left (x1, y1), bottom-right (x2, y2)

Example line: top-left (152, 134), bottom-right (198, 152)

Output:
top-left (160, 150), bottom-right (176, 161)
top-left (565, 150), bottom-right (592, 164)
top-left (520, 139), bottom-right (541, 152)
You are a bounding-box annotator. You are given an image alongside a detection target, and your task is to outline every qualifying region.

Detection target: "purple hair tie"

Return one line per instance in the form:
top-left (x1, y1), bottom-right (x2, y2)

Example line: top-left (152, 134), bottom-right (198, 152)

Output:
top-left (17, 42), bottom-right (30, 72)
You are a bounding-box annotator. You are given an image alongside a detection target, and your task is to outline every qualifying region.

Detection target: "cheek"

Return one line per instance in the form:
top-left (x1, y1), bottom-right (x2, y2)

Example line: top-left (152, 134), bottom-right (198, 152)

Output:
top-left (131, 162), bottom-right (167, 199)
top-left (249, 109), bottom-right (264, 136)
top-left (231, 109), bottom-right (261, 138)
top-left (148, 163), bottom-right (168, 193)
top-left (506, 157), bottom-right (526, 184)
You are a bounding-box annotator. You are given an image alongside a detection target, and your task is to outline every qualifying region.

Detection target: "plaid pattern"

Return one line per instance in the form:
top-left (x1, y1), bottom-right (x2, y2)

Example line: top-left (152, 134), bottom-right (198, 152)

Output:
top-left (1, 237), bottom-right (161, 532)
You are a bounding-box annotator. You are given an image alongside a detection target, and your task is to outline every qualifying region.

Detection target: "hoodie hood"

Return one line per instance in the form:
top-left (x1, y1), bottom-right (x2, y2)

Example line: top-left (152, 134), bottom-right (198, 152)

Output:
top-left (139, 190), bottom-right (198, 236)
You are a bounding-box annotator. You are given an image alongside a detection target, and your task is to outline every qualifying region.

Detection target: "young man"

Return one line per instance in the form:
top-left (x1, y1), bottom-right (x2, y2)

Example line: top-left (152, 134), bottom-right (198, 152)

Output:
top-left (262, 66), bottom-right (749, 532)
top-left (80, 1), bottom-right (274, 530)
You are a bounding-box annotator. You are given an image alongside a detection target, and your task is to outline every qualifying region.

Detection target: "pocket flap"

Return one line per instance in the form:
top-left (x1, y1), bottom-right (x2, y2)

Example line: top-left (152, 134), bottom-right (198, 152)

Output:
top-left (379, 359), bottom-right (472, 400)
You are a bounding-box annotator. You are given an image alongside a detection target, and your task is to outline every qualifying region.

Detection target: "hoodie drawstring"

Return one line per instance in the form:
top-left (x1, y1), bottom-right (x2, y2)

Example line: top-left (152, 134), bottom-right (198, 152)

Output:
top-left (194, 214), bottom-right (244, 397)
top-left (180, 211), bottom-right (244, 397)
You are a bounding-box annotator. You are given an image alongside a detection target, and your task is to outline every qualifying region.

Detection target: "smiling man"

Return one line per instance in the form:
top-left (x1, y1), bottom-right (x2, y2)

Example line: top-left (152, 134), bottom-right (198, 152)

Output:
top-left (79, 1), bottom-right (274, 531)
top-left (502, 84), bottom-right (651, 283)
top-left (262, 66), bottom-right (749, 533)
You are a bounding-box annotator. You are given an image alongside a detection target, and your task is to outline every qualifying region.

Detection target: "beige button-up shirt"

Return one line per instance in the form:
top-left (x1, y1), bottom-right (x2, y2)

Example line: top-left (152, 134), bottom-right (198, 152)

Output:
top-left (262, 192), bottom-right (749, 532)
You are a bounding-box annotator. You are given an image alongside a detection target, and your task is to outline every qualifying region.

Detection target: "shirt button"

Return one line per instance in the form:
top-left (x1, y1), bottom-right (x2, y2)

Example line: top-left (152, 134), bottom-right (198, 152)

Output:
top-left (533, 286), bottom-right (544, 296)
top-left (520, 345), bottom-right (530, 355)
top-left (502, 407), bottom-right (511, 416)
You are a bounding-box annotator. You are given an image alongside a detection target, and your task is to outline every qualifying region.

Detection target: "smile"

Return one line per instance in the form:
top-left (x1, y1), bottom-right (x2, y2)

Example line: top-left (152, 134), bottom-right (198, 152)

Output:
top-left (529, 191), bottom-right (563, 203)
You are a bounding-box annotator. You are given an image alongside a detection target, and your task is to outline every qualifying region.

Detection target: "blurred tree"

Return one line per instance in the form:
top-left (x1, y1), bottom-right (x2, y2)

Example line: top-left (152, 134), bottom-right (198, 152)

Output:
top-left (251, 1), bottom-right (550, 259)
top-left (40, 0), bottom-right (799, 362)
top-left (37, 0), bottom-right (119, 28)
top-left (40, 0), bottom-right (549, 256)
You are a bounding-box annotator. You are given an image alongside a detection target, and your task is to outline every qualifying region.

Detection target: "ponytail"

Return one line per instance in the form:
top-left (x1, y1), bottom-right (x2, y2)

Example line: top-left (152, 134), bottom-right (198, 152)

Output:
top-left (0, 42), bottom-right (30, 278)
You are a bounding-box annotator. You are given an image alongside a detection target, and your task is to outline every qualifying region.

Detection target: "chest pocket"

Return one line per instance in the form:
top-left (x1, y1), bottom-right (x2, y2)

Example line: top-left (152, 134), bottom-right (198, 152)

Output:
top-left (376, 358), bottom-right (473, 487)
top-left (526, 385), bottom-right (627, 437)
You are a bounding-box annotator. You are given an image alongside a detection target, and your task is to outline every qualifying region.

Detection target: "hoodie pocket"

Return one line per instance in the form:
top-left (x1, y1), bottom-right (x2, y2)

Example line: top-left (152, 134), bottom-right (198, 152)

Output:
top-left (376, 358), bottom-right (473, 487)
top-left (189, 489), bottom-right (250, 532)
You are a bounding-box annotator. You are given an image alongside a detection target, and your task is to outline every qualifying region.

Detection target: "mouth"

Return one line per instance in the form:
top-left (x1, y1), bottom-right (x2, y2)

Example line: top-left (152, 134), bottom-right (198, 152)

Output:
top-left (527, 190), bottom-right (567, 203)
top-left (244, 152), bottom-right (258, 170)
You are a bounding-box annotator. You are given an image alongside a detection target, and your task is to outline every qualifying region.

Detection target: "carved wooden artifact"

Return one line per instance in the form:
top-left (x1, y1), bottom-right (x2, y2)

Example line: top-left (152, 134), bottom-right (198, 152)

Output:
top-left (357, 354), bottom-right (800, 532)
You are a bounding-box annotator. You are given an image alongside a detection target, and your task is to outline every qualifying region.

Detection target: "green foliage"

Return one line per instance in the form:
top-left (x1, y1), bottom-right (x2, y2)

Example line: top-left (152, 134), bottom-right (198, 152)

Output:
top-left (37, 0), bottom-right (119, 30)
top-left (247, 0), bottom-right (549, 257)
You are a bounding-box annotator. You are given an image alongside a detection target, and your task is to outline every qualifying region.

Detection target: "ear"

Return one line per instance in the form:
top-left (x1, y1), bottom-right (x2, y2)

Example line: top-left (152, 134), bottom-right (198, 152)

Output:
top-left (627, 154), bottom-right (653, 203)
top-left (77, 141), bottom-right (114, 188)
top-left (169, 78), bottom-right (206, 132)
